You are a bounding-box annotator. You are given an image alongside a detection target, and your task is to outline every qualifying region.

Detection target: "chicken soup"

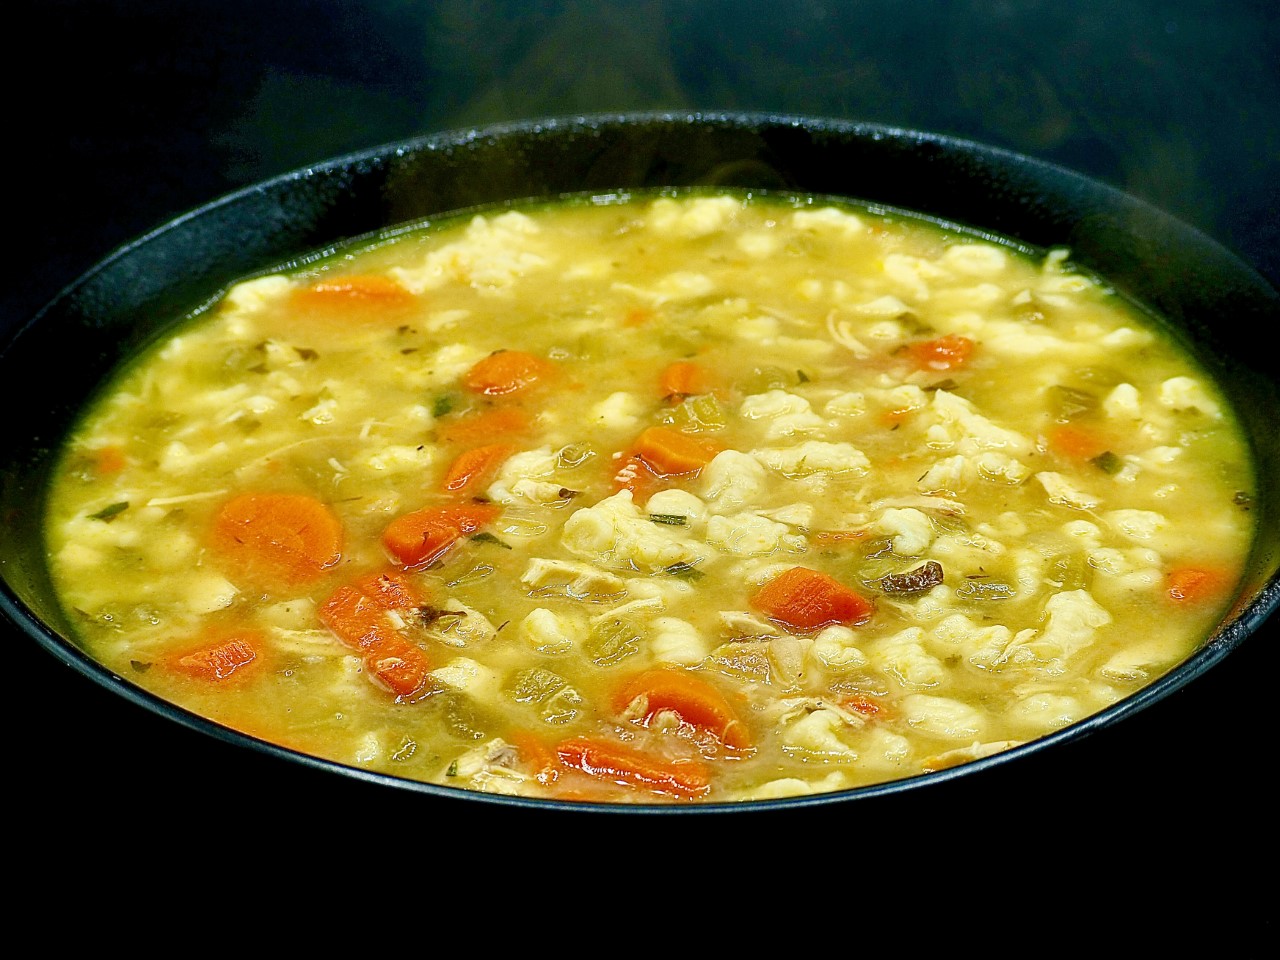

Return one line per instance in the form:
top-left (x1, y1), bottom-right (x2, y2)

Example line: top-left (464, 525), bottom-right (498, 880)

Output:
top-left (43, 190), bottom-right (1255, 803)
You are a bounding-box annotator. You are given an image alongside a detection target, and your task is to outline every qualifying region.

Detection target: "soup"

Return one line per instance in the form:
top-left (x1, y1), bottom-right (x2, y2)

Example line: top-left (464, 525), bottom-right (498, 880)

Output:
top-left (43, 190), bottom-right (1255, 803)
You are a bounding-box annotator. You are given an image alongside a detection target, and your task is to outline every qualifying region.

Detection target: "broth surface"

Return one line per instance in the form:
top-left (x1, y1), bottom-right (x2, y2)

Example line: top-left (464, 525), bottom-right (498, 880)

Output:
top-left (44, 190), bottom-right (1255, 803)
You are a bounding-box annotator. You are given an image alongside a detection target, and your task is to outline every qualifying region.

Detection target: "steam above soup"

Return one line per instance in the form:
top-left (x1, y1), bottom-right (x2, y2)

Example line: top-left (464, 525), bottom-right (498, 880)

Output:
top-left (43, 190), bottom-right (1254, 803)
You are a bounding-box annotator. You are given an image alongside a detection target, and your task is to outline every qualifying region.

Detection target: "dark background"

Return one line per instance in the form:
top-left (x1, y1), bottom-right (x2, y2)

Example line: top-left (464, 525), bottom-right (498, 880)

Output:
top-left (5, 0), bottom-right (1277, 909)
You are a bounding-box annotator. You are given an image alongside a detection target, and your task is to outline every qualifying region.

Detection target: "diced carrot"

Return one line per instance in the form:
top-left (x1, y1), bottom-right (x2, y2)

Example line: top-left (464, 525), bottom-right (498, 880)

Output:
top-left (611, 454), bottom-right (660, 500)
top-left (93, 445), bottom-right (128, 475)
top-left (436, 407), bottom-right (533, 445)
top-left (629, 426), bottom-right (721, 477)
top-left (751, 566), bottom-right (874, 631)
top-left (381, 502), bottom-right (502, 568)
top-left (210, 492), bottom-right (343, 584)
top-left (623, 307), bottom-right (652, 326)
top-left (510, 731), bottom-right (561, 785)
top-left (364, 635), bottom-right (432, 698)
top-left (841, 694), bottom-right (887, 719)
top-left (1047, 423), bottom-right (1111, 461)
top-left (659, 360), bottom-right (710, 400)
top-left (442, 443), bottom-right (515, 494)
top-left (555, 736), bottom-right (711, 800)
top-left (613, 668), bottom-right (751, 749)
top-left (171, 632), bottom-right (261, 682)
top-left (320, 579), bottom-right (432, 699)
top-left (462, 350), bottom-right (552, 396)
top-left (879, 408), bottom-right (915, 428)
top-left (351, 568), bottom-right (424, 612)
top-left (293, 274), bottom-right (414, 306)
top-left (1167, 565), bottom-right (1233, 603)
top-left (319, 584), bottom-right (401, 651)
top-left (906, 334), bottom-right (975, 371)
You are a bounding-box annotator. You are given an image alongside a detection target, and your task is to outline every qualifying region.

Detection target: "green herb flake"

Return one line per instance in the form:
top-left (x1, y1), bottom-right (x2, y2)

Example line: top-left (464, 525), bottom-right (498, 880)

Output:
top-left (648, 513), bottom-right (688, 526)
top-left (445, 760), bottom-right (458, 777)
top-left (1090, 450), bottom-right (1123, 475)
top-left (470, 531), bottom-right (512, 549)
top-left (432, 394), bottom-right (456, 417)
top-left (664, 561), bottom-right (705, 581)
top-left (89, 501), bottom-right (130, 522)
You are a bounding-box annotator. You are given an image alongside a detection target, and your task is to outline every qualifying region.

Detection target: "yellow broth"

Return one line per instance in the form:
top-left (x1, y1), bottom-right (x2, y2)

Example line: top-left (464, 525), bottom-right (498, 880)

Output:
top-left (43, 191), bottom-right (1255, 803)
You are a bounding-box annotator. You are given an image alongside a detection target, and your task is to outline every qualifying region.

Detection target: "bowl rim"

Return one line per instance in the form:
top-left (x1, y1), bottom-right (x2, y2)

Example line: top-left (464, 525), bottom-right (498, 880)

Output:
top-left (3, 109), bottom-right (1278, 813)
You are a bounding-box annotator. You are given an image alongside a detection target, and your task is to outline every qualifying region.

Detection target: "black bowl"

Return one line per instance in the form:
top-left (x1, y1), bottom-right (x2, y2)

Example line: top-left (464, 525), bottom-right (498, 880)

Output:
top-left (3, 111), bottom-right (1277, 817)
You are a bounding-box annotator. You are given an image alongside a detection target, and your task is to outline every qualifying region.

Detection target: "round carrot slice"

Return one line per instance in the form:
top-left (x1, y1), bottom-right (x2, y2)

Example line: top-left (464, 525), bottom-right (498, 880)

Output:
top-left (613, 668), bottom-right (751, 749)
top-left (211, 492), bottom-right (343, 584)
top-left (462, 350), bottom-right (551, 396)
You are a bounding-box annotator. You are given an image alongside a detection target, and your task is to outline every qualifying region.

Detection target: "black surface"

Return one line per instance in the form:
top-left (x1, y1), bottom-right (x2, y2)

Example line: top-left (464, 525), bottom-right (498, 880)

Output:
top-left (5, 0), bottom-right (1277, 914)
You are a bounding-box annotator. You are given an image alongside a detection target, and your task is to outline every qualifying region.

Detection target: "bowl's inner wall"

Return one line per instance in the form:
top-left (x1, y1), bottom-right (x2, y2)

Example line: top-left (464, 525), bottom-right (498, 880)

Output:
top-left (4, 114), bottom-right (1278, 659)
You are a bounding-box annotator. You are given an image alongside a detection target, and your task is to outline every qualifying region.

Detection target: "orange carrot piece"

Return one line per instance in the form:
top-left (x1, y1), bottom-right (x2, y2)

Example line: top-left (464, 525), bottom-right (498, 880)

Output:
top-left (613, 668), bottom-right (751, 749)
top-left (510, 731), bottom-right (562, 785)
top-left (293, 274), bottom-right (414, 305)
top-left (364, 635), bottom-right (432, 698)
top-left (171, 633), bottom-right (261, 681)
top-left (381, 502), bottom-right (502, 568)
top-left (351, 568), bottom-right (424, 612)
top-left (443, 443), bottom-right (515, 494)
top-left (1167, 565), bottom-right (1232, 603)
top-left (906, 333), bottom-right (975, 371)
top-left (436, 407), bottom-right (533, 445)
top-left (462, 350), bottom-right (552, 396)
top-left (555, 736), bottom-right (711, 800)
top-left (320, 579), bottom-right (432, 699)
top-left (210, 492), bottom-right (343, 584)
top-left (611, 454), bottom-right (660, 500)
top-left (1047, 423), bottom-right (1111, 461)
top-left (659, 360), bottom-right (710, 400)
top-left (841, 694), bottom-right (887, 719)
top-left (93, 445), bottom-right (128, 475)
top-left (629, 426), bottom-right (721, 477)
top-left (751, 566), bottom-right (874, 631)
top-left (319, 584), bottom-right (401, 651)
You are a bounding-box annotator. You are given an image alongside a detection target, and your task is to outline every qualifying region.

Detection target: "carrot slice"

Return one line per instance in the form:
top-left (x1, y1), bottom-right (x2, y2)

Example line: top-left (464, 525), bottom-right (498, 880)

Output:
top-left (611, 454), bottom-right (660, 500)
top-left (293, 274), bottom-right (414, 306)
top-left (613, 668), bottom-right (751, 749)
top-left (841, 694), bottom-right (888, 719)
top-left (351, 568), bottom-right (424, 612)
top-left (906, 334), bottom-right (975, 371)
top-left (442, 443), bottom-right (515, 494)
top-left (436, 407), bottom-right (533, 445)
top-left (623, 307), bottom-right (652, 326)
top-left (659, 360), bottom-right (710, 400)
top-left (381, 502), bottom-right (502, 568)
top-left (1166, 565), bottom-right (1233, 603)
top-left (364, 636), bottom-right (433, 698)
top-left (751, 566), bottom-right (874, 631)
top-left (319, 584), bottom-right (402, 651)
top-left (92, 445), bottom-right (128, 476)
top-left (629, 426), bottom-right (721, 477)
top-left (555, 736), bottom-right (711, 800)
top-left (510, 731), bottom-right (562, 785)
top-left (171, 632), bottom-right (261, 682)
top-left (320, 578), bottom-right (432, 699)
top-left (1047, 423), bottom-right (1111, 461)
top-left (462, 350), bottom-right (552, 396)
top-left (210, 492), bottom-right (342, 584)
